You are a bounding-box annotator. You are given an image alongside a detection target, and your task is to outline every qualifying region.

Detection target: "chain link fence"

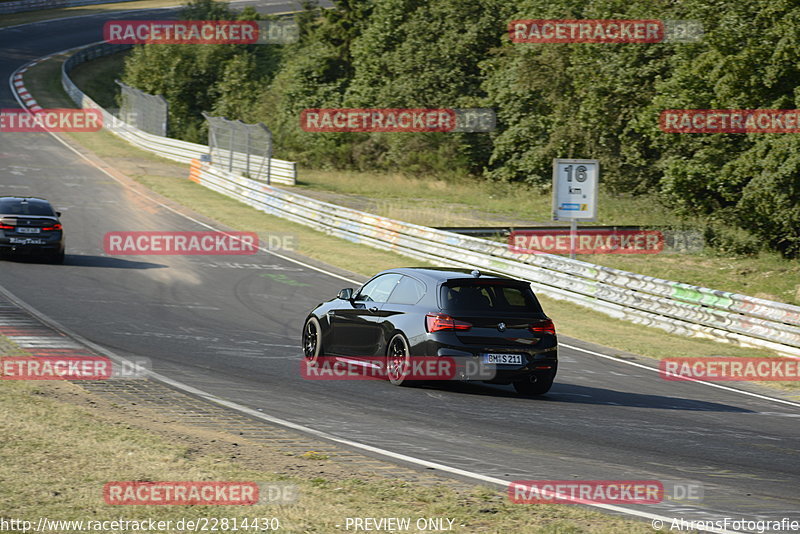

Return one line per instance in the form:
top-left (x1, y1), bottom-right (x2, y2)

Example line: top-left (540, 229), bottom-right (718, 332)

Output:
top-left (115, 80), bottom-right (168, 137)
top-left (202, 113), bottom-right (273, 183)
top-left (61, 42), bottom-right (296, 184)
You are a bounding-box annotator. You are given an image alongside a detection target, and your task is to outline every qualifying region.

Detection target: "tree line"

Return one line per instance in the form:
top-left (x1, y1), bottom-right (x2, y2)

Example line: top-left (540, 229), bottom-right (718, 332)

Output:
top-left (120, 0), bottom-right (800, 258)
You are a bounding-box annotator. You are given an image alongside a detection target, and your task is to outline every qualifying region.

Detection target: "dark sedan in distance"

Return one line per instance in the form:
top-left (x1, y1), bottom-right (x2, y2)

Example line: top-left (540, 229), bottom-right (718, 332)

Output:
top-left (0, 196), bottom-right (65, 264)
top-left (302, 267), bottom-right (558, 395)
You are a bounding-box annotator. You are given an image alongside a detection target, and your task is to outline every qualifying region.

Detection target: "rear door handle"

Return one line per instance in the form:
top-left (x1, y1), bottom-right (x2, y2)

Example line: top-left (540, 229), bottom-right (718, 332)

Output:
top-left (368, 306), bottom-right (379, 313)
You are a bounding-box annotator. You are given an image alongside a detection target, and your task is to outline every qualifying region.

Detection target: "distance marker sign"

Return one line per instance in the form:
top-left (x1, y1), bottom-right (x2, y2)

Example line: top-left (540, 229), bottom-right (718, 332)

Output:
top-left (552, 159), bottom-right (599, 221)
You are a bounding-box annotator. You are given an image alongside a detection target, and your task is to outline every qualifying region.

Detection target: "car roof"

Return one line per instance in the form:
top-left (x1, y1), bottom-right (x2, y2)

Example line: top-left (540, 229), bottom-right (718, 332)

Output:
top-left (380, 267), bottom-right (519, 284)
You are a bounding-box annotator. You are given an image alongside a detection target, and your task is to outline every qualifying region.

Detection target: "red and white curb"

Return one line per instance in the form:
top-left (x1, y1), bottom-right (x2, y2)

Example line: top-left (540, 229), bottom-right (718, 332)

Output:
top-left (11, 52), bottom-right (61, 113)
top-left (12, 71), bottom-right (41, 112)
top-left (0, 302), bottom-right (88, 353)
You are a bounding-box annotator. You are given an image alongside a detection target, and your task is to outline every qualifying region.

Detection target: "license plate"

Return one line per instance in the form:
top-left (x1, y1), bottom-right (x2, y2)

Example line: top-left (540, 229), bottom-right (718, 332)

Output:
top-left (17, 227), bottom-right (40, 234)
top-left (482, 353), bottom-right (524, 365)
top-left (9, 237), bottom-right (45, 245)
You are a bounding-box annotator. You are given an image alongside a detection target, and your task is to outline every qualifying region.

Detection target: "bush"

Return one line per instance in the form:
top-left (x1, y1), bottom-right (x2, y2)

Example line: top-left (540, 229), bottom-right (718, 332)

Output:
top-left (119, 0), bottom-right (800, 258)
top-left (703, 220), bottom-right (762, 257)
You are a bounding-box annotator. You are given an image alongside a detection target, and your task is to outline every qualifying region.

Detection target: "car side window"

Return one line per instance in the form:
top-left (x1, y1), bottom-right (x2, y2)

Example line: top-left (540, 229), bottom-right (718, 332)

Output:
top-left (355, 274), bottom-right (402, 303)
top-left (387, 276), bottom-right (426, 305)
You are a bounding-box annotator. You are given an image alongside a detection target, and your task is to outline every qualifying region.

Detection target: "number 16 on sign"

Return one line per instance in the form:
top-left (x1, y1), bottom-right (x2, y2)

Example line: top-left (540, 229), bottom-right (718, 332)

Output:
top-left (552, 159), bottom-right (599, 258)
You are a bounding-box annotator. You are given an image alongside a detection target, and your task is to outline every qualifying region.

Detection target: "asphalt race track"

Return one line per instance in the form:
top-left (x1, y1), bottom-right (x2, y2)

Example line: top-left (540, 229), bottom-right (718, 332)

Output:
top-left (1, 5), bottom-right (799, 531)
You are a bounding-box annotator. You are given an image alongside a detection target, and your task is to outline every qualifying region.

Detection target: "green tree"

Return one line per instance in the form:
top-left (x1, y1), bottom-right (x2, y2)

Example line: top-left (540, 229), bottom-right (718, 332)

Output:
top-left (646, 0), bottom-right (800, 256)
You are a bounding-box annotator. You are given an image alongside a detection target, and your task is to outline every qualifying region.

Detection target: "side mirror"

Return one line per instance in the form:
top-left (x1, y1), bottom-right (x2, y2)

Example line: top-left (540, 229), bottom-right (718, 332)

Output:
top-left (337, 288), bottom-right (354, 300)
top-left (56, 211), bottom-right (62, 217)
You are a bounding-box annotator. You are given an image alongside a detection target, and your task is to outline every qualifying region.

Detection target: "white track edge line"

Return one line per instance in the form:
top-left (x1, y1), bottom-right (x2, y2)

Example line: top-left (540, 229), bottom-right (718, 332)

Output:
top-left (3, 50), bottom-right (788, 533)
top-left (10, 32), bottom-right (798, 414)
top-left (0, 283), bottom-right (738, 534)
top-left (9, 55), bottom-right (359, 285)
top-left (560, 343), bottom-right (800, 409)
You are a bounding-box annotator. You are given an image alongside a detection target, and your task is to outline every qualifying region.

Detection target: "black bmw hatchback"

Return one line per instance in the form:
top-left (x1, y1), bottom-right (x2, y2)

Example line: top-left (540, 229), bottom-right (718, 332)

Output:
top-left (0, 196), bottom-right (65, 264)
top-left (302, 267), bottom-right (558, 395)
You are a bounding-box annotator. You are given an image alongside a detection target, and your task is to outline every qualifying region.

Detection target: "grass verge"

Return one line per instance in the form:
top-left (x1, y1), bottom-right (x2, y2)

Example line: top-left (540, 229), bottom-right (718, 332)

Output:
top-left (69, 52), bottom-right (128, 109)
top-left (0, 340), bottom-right (656, 533)
top-left (22, 51), bottom-right (800, 395)
top-left (61, 30), bottom-right (800, 306)
top-left (293, 171), bottom-right (800, 305)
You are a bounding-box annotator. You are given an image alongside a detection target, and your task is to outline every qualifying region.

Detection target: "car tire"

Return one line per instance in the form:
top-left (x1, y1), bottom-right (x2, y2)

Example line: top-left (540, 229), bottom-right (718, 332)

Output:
top-left (386, 333), bottom-right (416, 387)
top-left (302, 316), bottom-right (324, 363)
top-left (513, 374), bottom-right (554, 396)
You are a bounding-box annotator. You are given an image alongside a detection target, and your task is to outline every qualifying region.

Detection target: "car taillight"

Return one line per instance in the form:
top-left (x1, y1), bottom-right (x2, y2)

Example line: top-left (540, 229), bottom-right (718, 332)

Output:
top-left (530, 319), bottom-right (556, 335)
top-left (0, 223), bottom-right (14, 229)
top-left (42, 223), bottom-right (62, 231)
top-left (426, 313), bottom-right (472, 333)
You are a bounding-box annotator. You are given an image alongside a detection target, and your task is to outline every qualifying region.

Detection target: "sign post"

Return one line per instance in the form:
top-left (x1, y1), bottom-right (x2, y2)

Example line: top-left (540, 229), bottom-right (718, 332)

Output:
top-left (552, 159), bottom-right (599, 259)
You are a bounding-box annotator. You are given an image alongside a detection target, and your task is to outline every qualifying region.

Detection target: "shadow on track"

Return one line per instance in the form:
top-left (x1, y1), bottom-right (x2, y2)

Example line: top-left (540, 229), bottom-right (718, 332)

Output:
top-left (63, 254), bottom-right (165, 269)
top-left (419, 381), bottom-right (754, 413)
top-left (64, 254), bottom-right (166, 269)
top-left (1, 254), bottom-right (165, 268)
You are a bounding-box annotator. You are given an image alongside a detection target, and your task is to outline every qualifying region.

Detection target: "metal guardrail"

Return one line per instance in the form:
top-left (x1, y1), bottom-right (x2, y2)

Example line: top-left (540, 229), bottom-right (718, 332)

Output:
top-left (61, 43), bottom-right (297, 185)
top-left (436, 225), bottom-right (650, 236)
top-left (435, 226), bottom-right (705, 253)
top-left (188, 161), bottom-right (800, 358)
top-left (55, 45), bottom-right (800, 358)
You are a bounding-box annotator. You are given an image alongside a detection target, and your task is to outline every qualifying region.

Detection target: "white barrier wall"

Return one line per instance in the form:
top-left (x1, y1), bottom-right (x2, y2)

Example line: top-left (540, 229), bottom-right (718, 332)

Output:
top-left (190, 163), bottom-right (800, 357)
top-left (61, 43), bottom-right (297, 185)
top-left (59, 44), bottom-right (800, 358)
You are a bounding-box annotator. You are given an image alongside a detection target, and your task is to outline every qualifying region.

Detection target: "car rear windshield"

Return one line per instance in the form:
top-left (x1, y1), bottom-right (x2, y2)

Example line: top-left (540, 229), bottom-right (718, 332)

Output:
top-left (440, 281), bottom-right (543, 313)
top-left (0, 199), bottom-right (54, 216)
